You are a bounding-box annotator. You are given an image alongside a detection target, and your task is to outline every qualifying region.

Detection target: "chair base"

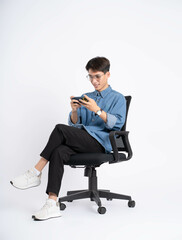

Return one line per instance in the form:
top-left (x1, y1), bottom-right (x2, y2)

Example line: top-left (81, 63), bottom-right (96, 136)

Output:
top-left (58, 167), bottom-right (134, 213)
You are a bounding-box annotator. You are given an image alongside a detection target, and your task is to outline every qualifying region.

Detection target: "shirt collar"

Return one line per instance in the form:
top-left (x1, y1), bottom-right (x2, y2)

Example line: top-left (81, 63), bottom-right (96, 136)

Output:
top-left (94, 85), bottom-right (112, 98)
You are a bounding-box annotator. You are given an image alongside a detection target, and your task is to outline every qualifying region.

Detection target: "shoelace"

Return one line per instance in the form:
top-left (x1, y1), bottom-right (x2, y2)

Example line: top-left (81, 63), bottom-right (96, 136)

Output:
top-left (40, 201), bottom-right (54, 211)
top-left (24, 170), bottom-right (36, 179)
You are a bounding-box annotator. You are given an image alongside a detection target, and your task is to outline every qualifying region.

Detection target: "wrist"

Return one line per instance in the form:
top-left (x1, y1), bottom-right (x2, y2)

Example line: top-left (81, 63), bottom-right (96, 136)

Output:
top-left (94, 107), bottom-right (100, 114)
top-left (95, 108), bottom-right (103, 116)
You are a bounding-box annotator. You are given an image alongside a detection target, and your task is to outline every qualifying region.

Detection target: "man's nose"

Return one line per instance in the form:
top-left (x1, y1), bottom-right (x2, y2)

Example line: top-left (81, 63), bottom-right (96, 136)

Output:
top-left (91, 78), bottom-right (98, 83)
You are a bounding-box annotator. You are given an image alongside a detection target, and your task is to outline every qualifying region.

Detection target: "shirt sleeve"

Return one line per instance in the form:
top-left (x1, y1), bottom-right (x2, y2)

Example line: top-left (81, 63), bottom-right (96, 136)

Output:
top-left (105, 95), bottom-right (126, 130)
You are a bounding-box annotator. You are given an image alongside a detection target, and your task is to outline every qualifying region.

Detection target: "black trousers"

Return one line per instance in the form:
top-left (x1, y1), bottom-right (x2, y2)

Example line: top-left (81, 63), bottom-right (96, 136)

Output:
top-left (40, 124), bottom-right (105, 196)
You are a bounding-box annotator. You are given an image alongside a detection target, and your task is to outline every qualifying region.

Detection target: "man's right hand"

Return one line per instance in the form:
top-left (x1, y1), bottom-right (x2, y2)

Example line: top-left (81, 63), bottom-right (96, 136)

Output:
top-left (70, 96), bottom-right (81, 112)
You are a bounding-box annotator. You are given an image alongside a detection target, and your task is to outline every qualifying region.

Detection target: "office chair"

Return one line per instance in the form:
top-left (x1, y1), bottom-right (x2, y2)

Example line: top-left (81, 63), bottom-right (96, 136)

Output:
top-left (58, 96), bottom-right (135, 214)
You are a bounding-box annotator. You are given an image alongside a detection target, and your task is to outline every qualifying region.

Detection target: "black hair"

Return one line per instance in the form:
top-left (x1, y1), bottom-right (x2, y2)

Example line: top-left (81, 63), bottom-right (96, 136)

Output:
top-left (85, 56), bottom-right (110, 73)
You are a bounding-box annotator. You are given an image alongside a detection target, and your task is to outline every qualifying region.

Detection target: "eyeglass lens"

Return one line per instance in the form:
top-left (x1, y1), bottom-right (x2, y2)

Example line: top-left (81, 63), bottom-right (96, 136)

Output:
top-left (87, 74), bottom-right (104, 80)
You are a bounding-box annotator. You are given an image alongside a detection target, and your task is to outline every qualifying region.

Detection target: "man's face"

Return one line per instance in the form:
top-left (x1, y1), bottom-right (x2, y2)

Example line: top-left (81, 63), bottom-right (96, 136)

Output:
top-left (88, 69), bottom-right (110, 92)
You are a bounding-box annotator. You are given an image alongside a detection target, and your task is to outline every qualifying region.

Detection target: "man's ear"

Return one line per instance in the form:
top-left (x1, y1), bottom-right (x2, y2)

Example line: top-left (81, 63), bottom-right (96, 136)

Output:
top-left (106, 71), bottom-right (110, 78)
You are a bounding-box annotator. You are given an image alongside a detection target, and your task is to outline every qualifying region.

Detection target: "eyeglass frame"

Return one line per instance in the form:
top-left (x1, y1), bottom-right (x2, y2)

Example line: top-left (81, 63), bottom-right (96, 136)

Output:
top-left (86, 73), bottom-right (105, 82)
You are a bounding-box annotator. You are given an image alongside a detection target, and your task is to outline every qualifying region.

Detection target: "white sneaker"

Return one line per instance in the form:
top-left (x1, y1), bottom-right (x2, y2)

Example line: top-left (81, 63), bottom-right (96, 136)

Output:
top-left (32, 199), bottom-right (61, 221)
top-left (10, 169), bottom-right (42, 190)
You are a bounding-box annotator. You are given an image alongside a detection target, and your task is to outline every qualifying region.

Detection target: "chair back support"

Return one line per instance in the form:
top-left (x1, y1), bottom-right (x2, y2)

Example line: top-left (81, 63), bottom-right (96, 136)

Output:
top-left (115, 96), bottom-right (132, 152)
top-left (121, 96), bottom-right (132, 131)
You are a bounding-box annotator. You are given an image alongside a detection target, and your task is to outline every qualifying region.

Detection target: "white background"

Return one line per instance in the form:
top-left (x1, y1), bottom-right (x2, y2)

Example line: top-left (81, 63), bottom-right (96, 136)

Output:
top-left (0, 0), bottom-right (182, 239)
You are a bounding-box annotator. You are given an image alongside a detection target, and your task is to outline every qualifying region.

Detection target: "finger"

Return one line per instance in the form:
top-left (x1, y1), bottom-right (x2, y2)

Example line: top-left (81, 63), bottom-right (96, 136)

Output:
top-left (84, 95), bottom-right (90, 101)
top-left (71, 98), bottom-right (79, 103)
top-left (79, 102), bottom-right (87, 106)
top-left (79, 99), bottom-right (88, 104)
top-left (72, 100), bottom-right (80, 105)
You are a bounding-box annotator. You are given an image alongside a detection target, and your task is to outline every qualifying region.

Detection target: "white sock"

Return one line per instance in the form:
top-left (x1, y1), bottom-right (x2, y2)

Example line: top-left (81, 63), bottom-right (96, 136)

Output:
top-left (33, 167), bottom-right (41, 176)
top-left (47, 198), bottom-right (57, 205)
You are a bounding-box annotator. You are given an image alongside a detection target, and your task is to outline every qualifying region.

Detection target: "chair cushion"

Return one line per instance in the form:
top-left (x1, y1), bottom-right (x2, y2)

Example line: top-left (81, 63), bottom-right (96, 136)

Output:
top-left (65, 152), bottom-right (127, 166)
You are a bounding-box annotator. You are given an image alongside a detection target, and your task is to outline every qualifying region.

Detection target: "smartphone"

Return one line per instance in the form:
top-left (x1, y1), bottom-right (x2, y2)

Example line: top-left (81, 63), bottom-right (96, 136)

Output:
top-left (72, 96), bottom-right (88, 103)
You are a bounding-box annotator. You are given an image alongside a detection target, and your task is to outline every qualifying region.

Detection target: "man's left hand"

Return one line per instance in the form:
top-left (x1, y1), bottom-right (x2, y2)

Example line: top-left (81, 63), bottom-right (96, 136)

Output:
top-left (79, 95), bottom-right (99, 113)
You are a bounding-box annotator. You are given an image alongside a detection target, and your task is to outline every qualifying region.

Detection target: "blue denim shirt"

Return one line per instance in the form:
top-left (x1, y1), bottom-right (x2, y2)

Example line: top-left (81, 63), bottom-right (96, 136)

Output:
top-left (68, 85), bottom-right (126, 153)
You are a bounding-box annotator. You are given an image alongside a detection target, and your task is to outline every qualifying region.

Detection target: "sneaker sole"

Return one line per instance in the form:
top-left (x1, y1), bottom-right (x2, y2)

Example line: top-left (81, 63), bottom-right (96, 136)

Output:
top-left (32, 214), bottom-right (61, 221)
top-left (10, 181), bottom-right (41, 190)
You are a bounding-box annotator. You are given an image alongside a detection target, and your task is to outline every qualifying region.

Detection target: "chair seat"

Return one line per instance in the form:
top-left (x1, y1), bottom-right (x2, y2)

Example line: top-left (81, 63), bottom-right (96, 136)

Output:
top-left (65, 152), bottom-right (127, 166)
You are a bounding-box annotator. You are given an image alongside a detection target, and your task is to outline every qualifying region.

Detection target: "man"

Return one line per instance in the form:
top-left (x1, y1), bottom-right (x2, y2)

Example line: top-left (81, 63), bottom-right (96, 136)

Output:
top-left (10, 56), bottom-right (126, 221)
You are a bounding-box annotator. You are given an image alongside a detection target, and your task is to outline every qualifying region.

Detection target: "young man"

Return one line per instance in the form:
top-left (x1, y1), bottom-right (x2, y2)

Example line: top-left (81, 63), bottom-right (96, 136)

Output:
top-left (10, 56), bottom-right (126, 221)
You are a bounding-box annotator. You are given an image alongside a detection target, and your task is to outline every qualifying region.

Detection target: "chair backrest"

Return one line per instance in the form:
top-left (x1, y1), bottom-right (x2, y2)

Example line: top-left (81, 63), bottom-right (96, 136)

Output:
top-left (115, 96), bottom-right (132, 152)
top-left (121, 96), bottom-right (132, 131)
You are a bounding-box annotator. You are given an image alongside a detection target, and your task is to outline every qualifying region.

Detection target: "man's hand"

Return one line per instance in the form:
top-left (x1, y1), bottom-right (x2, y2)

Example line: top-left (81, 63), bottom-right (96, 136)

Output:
top-left (79, 95), bottom-right (100, 113)
top-left (70, 96), bottom-right (81, 112)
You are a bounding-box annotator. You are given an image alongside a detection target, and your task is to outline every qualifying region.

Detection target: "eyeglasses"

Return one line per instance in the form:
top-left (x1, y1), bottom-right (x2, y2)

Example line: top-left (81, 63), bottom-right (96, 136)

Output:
top-left (86, 73), bottom-right (105, 82)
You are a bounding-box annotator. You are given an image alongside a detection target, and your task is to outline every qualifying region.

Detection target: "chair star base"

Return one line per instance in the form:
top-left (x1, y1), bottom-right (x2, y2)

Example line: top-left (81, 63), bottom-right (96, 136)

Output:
top-left (58, 167), bottom-right (134, 214)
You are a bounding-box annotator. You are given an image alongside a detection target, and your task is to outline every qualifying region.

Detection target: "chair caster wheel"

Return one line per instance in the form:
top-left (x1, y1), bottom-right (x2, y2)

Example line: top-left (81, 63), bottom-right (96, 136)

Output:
top-left (128, 200), bottom-right (135, 208)
top-left (60, 203), bottom-right (66, 210)
top-left (98, 206), bottom-right (106, 214)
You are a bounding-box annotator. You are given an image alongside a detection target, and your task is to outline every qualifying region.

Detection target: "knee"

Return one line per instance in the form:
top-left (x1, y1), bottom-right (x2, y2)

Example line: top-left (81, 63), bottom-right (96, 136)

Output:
top-left (51, 146), bottom-right (62, 158)
top-left (52, 145), bottom-right (67, 156)
top-left (51, 145), bottom-right (70, 163)
top-left (55, 124), bottom-right (70, 135)
top-left (55, 123), bottom-right (66, 129)
top-left (49, 147), bottom-right (63, 164)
